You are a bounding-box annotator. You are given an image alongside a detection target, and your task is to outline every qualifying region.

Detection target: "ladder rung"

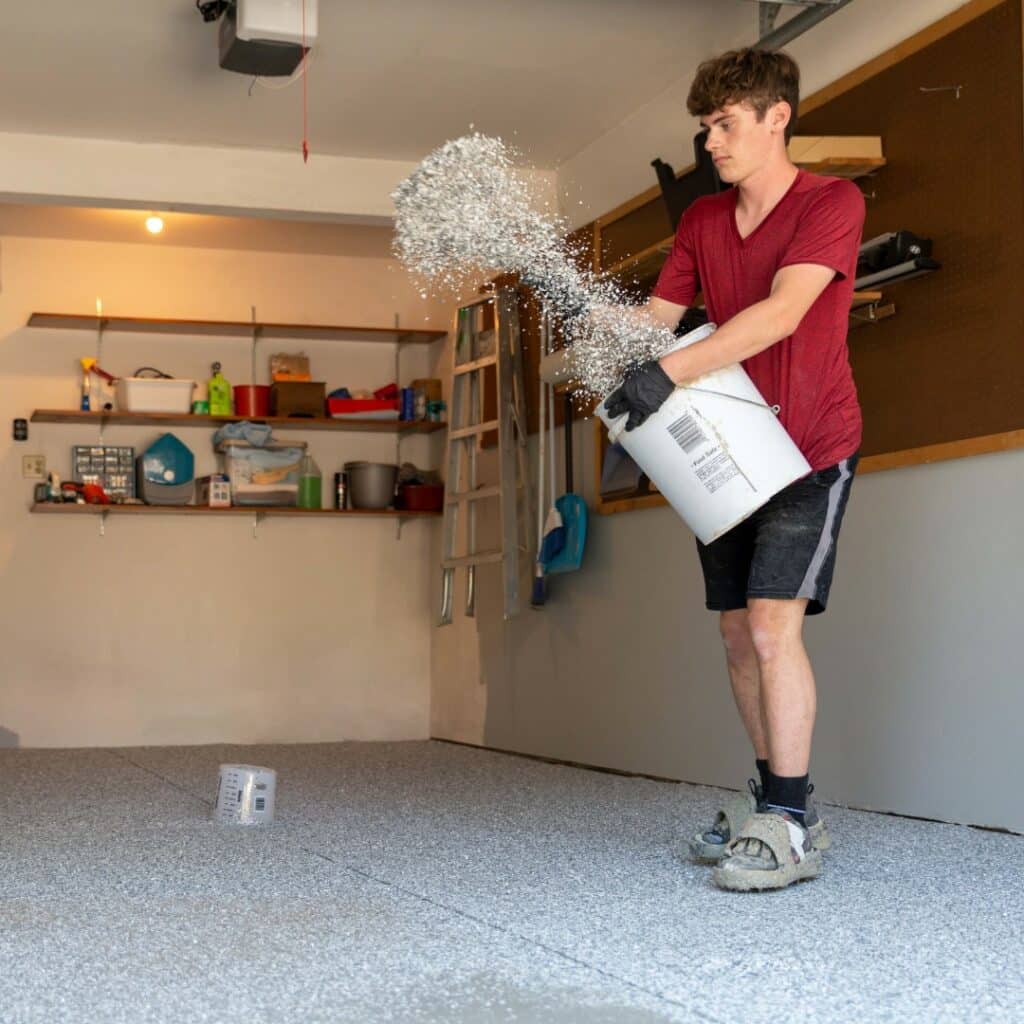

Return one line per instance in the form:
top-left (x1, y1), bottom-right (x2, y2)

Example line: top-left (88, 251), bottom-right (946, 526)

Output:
top-left (453, 355), bottom-right (498, 375)
top-left (447, 485), bottom-right (501, 504)
top-left (449, 421), bottom-right (499, 440)
top-left (442, 551), bottom-right (504, 569)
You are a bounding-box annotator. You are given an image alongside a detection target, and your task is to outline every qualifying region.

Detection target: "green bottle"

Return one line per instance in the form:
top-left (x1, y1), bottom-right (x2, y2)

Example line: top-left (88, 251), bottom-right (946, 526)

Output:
top-left (208, 362), bottom-right (232, 417)
top-left (297, 455), bottom-right (322, 509)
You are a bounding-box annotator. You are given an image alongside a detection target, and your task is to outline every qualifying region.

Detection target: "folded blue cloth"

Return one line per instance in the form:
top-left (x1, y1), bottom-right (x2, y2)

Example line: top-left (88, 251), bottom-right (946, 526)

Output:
top-left (212, 421), bottom-right (274, 448)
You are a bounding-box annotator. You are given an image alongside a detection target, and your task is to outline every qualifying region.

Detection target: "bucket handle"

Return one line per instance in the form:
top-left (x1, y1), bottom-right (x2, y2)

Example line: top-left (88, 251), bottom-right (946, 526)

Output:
top-left (682, 386), bottom-right (780, 415)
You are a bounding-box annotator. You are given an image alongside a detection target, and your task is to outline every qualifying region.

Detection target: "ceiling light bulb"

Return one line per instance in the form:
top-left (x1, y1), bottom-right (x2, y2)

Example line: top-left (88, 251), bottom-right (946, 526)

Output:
top-left (146, 215), bottom-right (164, 235)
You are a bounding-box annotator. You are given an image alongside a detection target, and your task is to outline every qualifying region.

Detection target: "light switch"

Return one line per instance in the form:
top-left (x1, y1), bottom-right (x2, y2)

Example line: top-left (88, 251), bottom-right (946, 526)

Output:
top-left (22, 455), bottom-right (46, 479)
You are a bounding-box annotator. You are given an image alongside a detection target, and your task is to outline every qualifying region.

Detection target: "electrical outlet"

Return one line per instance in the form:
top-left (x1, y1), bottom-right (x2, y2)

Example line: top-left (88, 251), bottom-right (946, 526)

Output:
top-left (22, 455), bottom-right (46, 479)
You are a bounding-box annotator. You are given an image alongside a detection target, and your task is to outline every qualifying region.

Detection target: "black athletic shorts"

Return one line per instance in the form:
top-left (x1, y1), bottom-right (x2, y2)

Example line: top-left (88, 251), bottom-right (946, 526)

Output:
top-left (695, 453), bottom-right (859, 616)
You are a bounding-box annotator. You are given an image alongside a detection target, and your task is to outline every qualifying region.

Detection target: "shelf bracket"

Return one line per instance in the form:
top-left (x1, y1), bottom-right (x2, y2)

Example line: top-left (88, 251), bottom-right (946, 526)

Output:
top-left (395, 311), bottom-right (404, 541)
top-left (250, 305), bottom-right (262, 387)
top-left (252, 511), bottom-right (265, 539)
top-left (96, 297), bottom-right (106, 444)
top-left (99, 508), bottom-right (108, 538)
top-left (849, 300), bottom-right (896, 327)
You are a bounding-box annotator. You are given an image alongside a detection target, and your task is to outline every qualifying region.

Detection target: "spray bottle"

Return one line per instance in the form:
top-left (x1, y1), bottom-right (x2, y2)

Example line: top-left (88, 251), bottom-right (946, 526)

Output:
top-left (208, 362), bottom-right (232, 417)
top-left (79, 358), bottom-right (97, 411)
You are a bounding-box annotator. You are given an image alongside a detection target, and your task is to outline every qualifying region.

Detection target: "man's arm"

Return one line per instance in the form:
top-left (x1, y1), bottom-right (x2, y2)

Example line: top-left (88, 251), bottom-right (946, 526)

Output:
top-left (658, 262), bottom-right (835, 384)
top-left (605, 263), bottom-right (835, 431)
top-left (646, 296), bottom-right (687, 331)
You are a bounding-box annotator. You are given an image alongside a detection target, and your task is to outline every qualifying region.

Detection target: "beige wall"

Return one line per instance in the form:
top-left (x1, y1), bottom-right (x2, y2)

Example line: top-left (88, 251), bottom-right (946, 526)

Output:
top-left (0, 228), bottom-right (448, 748)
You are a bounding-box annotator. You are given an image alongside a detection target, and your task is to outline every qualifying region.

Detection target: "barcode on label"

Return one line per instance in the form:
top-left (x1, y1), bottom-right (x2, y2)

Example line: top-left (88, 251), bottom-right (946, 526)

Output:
top-left (667, 412), bottom-right (708, 454)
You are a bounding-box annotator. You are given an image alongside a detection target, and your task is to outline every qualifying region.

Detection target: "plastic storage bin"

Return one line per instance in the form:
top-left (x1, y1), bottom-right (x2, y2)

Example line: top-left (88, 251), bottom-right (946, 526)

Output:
top-left (116, 377), bottom-right (196, 413)
top-left (327, 398), bottom-right (400, 420)
top-left (217, 440), bottom-right (307, 506)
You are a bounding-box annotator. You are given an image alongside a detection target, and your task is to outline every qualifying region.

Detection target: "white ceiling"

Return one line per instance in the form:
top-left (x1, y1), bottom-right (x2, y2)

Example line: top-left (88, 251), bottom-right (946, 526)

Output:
top-left (0, 0), bottom-right (757, 167)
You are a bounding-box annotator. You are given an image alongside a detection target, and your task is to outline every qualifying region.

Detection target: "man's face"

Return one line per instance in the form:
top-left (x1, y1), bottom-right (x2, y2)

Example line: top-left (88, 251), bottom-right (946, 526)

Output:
top-left (699, 100), bottom-right (789, 183)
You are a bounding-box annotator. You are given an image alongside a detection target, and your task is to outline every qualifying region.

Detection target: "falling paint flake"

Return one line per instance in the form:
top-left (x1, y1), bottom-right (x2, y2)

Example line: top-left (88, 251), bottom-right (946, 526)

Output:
top-left (391, 133), bottom-right (678, 399)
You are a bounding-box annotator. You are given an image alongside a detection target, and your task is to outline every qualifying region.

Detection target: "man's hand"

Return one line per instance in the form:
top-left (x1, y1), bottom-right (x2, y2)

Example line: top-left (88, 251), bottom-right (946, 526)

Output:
top-left (603, 360), bottom-right (676, 431)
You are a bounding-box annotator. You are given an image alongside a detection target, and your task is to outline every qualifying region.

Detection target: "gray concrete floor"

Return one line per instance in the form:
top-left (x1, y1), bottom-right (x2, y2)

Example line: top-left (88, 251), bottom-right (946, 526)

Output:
top-left (0, 740), bottom-right (1020, 1023)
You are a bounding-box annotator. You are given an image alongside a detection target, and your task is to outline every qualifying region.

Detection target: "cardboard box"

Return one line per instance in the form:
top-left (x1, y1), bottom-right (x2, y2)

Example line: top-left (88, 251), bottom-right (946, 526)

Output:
top-left (411, 378), bottom-right (443, 403)
top-left (270, 381), bottom-right (326, 418)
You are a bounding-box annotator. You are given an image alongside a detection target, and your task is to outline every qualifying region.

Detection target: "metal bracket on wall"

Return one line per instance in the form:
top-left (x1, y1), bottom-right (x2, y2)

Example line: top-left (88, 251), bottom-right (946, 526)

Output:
top-left (394, 312), bottom-right (403, 540)
top-left (849, 299), bottom-right (896, 327)
top-left (252, 511), bottom-right (265, 539)
top-left (748, 0), bottom-right (844, 37)
top-left (99, 508), bottom-right (108, 538)
top-left (96, 297), bottom-right (106, 445)
top-left (757, 2), bottom-right (783, 35)
top-left (250, 305), bottom-right (262, 386)
top-left (920, 84), bottom-right (963, 100)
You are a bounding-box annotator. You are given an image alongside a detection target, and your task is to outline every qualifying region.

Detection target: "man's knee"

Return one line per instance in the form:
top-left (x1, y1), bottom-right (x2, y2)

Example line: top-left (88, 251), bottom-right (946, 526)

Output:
top-left (747, 600), bottom-right (806, 664)
top-left (719, 609), bottom-right (755, 664)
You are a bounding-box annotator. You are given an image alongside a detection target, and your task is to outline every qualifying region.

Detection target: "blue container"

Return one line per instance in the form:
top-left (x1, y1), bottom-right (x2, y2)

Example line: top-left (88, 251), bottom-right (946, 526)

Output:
top-left (137, 433), bottom-right (195, 506)
top-left (400, 387), bottom-right (415, 421)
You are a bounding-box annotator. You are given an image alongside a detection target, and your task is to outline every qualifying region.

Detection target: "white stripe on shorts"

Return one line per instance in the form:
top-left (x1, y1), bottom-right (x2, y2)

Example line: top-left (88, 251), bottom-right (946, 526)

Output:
top-left (797, 456), bottom-right (854, 601)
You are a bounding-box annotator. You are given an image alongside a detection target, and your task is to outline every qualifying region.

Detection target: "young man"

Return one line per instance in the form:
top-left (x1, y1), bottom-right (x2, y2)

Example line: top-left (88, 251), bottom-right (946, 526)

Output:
top-left (605, 49), bottom-right (864, 891)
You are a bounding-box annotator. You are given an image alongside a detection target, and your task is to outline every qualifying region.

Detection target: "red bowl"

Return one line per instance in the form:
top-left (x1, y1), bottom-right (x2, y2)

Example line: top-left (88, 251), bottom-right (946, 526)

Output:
top-left (400, 483), bottom-right (445, 512)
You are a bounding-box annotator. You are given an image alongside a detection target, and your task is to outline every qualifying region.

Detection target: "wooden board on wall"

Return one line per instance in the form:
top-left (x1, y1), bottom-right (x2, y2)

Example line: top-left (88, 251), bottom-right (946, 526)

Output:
top-left (795, 0), bottom-right (1024, 456)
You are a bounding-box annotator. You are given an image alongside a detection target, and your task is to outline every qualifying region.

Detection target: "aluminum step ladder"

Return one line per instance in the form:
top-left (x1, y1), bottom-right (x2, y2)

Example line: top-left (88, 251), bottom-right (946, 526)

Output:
top-left (439, 287), bottom-right (531, 624)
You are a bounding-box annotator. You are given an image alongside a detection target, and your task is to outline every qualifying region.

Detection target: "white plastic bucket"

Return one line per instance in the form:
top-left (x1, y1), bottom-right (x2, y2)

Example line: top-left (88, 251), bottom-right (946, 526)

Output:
top-left (214, 764), bottom-right (277, 826)
top-left (596, 323), bottom-right (810, 544)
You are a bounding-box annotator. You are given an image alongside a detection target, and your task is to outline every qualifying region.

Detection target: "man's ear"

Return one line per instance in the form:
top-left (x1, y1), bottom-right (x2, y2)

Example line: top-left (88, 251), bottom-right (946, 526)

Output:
top-left (771, 100), bottom-right (792, 136)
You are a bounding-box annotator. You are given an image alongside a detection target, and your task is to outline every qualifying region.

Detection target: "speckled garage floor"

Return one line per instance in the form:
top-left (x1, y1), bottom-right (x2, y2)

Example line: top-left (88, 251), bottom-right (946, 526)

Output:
top-left (0, 741), bottom-right (1020, 1023)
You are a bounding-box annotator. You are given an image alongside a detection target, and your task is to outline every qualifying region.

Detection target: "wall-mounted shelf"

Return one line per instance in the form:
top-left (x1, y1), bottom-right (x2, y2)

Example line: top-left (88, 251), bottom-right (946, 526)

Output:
top-left (599, 233), bottom-right (888, 308)
top-left (600, 238), bottom-right (676, 284)
top-left (29, 409), bottom-right (446, 435)
top-left (26, 313), bottom-right (446, 346)
top-left (30, 503), bottom-right (440, 521)
top-left (787, 137), bottom-right (886, 180)
top-left (601, 223), bottom-right (894, 302)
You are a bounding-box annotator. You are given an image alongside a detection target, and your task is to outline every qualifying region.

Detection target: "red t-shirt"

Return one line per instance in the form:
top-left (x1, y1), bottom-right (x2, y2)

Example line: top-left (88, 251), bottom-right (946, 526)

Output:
top-left (652, 169), bottom-right (865, 470)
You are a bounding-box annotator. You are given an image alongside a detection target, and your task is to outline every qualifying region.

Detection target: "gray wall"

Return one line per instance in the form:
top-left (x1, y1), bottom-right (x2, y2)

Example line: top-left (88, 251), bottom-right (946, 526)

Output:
top-left (434, 422), bottom-right (1023, 834)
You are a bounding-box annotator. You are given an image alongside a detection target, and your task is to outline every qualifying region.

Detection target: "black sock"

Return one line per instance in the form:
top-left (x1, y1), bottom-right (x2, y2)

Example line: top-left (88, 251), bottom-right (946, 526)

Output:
top-left (765, 773), bottom-right (809, 826)
top-left (755, 758), bottom-right (771, 798)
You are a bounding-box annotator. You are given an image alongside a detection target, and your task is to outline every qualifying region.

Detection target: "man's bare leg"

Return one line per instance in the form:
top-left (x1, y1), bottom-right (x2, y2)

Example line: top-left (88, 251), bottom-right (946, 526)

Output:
top-left (718, 609), bottom-right (770, 762)
top-left (693, 601), bottom-right (820, 862)
top-left (713, 597), bottom-right (823, 888)
top-left (745, 597), bottom-right (815, 776)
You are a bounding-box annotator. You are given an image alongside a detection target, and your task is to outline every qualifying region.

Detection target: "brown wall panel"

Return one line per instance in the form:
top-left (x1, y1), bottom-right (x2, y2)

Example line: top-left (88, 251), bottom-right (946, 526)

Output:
top-left (599, 196), bottom-right (672, 270)
top-left (797, 0), bottom-right (1024, 455)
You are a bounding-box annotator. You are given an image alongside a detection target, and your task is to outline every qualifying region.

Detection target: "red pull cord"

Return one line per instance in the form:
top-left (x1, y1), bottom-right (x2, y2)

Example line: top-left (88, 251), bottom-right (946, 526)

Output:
top-left (301, 0), bottom-right (309, 163)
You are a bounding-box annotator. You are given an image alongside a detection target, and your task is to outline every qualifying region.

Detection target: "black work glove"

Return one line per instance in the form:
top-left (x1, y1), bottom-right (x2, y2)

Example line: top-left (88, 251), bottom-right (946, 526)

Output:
top-left (603, 360), bottom-right (675, 431)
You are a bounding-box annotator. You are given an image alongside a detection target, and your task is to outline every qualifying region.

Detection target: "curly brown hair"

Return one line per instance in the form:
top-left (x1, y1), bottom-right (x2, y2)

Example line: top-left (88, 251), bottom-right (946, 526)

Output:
top-left (687, 49), bottom-right (800, 143)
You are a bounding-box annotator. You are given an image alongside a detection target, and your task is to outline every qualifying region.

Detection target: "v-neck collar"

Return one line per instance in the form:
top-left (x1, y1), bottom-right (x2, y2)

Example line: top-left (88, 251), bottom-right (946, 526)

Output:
top-left (731, 169), bottom-right (803, 246)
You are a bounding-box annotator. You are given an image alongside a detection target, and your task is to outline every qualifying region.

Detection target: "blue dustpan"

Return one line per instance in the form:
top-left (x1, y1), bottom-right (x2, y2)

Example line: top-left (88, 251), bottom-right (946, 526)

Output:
top-left (543, 492), bottom-right (587, 574)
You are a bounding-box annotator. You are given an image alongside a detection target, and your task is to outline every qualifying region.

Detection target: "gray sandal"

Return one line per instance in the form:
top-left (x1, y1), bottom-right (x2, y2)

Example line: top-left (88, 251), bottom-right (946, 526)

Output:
top-left (712, 811), bottom-right (822, 891)
top-left (689, 780), bottom-right (830, 863)
top-left (688, 780), bottom-right (761, 863)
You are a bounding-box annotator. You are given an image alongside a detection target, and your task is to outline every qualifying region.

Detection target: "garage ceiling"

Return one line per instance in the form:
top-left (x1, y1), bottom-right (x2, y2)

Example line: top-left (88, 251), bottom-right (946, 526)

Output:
top-left (0, 0), bottom-right (754, 165)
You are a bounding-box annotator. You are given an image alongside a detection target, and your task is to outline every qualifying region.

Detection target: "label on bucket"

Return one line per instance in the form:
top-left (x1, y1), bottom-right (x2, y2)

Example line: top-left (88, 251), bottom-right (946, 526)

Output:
top-left (665, 410), bottom-right (749, 495)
